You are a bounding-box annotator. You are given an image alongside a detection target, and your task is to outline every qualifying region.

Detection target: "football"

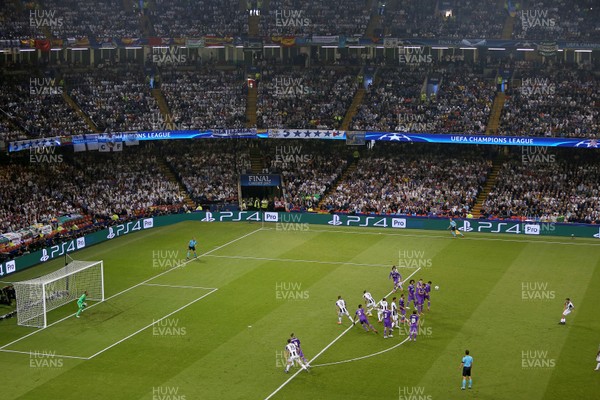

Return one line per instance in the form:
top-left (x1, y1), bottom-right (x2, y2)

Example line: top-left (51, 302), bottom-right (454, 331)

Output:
top-left (434, 286), bottom-right (439, 290)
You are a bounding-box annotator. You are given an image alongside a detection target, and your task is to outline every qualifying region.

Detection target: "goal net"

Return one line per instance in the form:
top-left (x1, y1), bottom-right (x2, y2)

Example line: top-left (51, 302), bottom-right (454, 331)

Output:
top-left (14, 260), bottom-right (104, 328)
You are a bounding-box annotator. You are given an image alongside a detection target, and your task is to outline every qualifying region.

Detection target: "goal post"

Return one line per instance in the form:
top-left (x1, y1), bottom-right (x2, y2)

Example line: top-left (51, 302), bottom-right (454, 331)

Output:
top-left (14, 260), bottom-right (104, 328)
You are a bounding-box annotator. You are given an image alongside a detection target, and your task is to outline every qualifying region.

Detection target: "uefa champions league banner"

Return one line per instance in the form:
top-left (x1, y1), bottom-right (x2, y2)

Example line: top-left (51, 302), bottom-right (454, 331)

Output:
top-left (364, 132), bottom-right (600, 148)
top-left (8, 130), bottom-right (599, 152)
top-left (2, 212), bottom-right (599, 278)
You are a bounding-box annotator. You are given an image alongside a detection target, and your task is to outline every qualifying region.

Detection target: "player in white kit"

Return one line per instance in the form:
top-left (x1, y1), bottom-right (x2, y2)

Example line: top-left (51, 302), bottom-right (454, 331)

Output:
top-left (363, 290), bottom-right (376, 316)
top-left (284, 339), bottom-right (309, 373)
top-left (377, 297), bottom-right (389, 322)
top-left (336, 295), bottom-right (354, 325)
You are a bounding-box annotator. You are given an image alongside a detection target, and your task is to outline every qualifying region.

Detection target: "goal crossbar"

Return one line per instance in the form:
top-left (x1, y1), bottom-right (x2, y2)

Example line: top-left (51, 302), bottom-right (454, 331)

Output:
top-left (14, 260), bottom-right (104, 328)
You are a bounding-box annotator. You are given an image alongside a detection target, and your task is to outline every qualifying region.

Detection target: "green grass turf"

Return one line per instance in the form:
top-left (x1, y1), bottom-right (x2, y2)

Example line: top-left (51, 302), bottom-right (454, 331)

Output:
top-left (1, 221), bottom-right (599, 399)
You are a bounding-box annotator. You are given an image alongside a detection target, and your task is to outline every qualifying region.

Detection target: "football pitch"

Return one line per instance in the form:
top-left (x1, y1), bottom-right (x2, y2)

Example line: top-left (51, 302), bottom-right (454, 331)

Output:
top-left (1, 221), bottom-right (599, 400)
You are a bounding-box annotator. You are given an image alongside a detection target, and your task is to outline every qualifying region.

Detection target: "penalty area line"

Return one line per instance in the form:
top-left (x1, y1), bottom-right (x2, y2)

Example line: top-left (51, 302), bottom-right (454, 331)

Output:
top-left (312, 336), bottom-right (411, 368)
top-left (264, 267), bottom-right (421, 399)
top-left (0, 348), bottom-right (89, 360)
top-left (0, 227), bottom-right (261, 351)
top-left (86, 288), bottom-right (218, 360)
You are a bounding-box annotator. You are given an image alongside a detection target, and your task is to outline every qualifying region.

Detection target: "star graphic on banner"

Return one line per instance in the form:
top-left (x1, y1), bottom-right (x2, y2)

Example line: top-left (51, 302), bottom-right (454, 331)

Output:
top-left (304, 131), bottom-right (311, 137)
top-left (323, 131), bottom-right (331, 137)
top-left (294, 130), bottom-right (302, 137)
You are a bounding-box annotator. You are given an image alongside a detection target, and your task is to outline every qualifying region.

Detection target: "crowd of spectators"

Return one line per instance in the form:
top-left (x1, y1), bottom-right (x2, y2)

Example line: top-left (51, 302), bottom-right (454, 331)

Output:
top-left (380, 0), bottom-right (505, 39)
top-left (259, 141), bottom-right (349, 211)
top-left (352, 64), bottom-right (493, 134)
top-left (1, 0), bottom-right (598, 41)
top-left (164, 141), bottom-right (250, 204)
top-left (262, 0), bottom-right (371, 36)
top-left (499, 68), bottom-right (600, 137)
top-left (257, 66), bottom-right (358, 129)
top-left (66, 68), bottom-right (159, 132)
top-left (512, 0), bottom-right (600, 41)
top-left (150, 0), bottom-right (247, 37)
top-left (481, 155), bottom-right (600, 224)
top-left (0, 73), bottom-right (89, 138)
top-left (0, 145), bottom-right (184, 236)
top-left (160, 68), bottom-right (247, 130)
top-left (321, 145), bottom-right (491, 216)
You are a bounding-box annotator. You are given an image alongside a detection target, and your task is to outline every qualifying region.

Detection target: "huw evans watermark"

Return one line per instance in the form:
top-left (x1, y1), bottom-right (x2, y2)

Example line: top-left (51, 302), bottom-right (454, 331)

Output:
top-left (29, 350), bottom-right (64, 368)
top-left (152, 318), bottom-right (187, 337)
top-left (398, 47), bottom-right (432, 64)
top-left (521, 350), bottom-right (555, 369)
top-left (520, 9), bottom-right (556, 31)
top-left (152, 387), bottom-right (186, 400)
top-left (150, 113), bottom-right (183, 131)
top-left (30, 77), bottom-right (63, 95)
top-left (397, 113), bottom-right (435, 132)
top-left (29, 146), bottom-right (63, 163)
top-left (274, 144), bottom-right (313, 164)
top-left (521, 146), bottom-right (556, 164)
top-left (398, 250), bottom-right (432, 269)
top-left (29, 10), bottom-right (64, 28)
top-left (151, 250), bottom-right (187, 270)
top-left (521, 282), bottom-right (555, 301)
top-left (152, 47), bottom-right (187, 65)
top-left (273, 76), bottom-right (310, 98)
top-left (399, 386), bottom-right (432, 400)
top-left (520, 77), bottom-right (555, 96)
top-left (275, 282), bottom-right (309, 300)
top-left (275, 10), bottom-right (310, 29)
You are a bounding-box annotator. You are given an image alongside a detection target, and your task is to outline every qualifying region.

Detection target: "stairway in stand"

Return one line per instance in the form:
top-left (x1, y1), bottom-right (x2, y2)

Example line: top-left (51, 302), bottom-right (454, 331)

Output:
top-left (151, 88), bottom-right (173, 127)
top-left (471, 159), bottom-right (504, 218)
top-left (485, 92), bottom-right (505, 134)
top-left (246, 85), bottom-right (258, 128)
top-left (62, 91), bottom-right (100, 132)
top-left (249, 145), bottom-right (264, 173)
top-left (317, 158), bottom-right (358, 209)
top-left (340, 88), bottom-right (366, 131)
top-left (159, 158), bottom-right (196, 209)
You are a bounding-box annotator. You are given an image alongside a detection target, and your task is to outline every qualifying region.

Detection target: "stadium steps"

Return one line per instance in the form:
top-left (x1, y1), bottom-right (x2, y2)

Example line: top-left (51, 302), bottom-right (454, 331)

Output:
top-left (246, 85), bottom-right (258, 128)
top-left (151, 88), bottom-right (173, 126)
top-left (62, 91), bottom-right (101, 133)
top-left (317, 158), bottom-right (358, 209)
top-left (340, 88), bottom-right (366, 131)
top-left (502, 15), bottom-right (516, 39)
top-left (485, 92), bottom-right (505, 134)
top-left (364, 0), bottom-right (380, 38)
top-left (159, 158), bottom-right (196, 208)
top-left (249, 145), bottom-right (264, 173)
top-left (472, 160), bottom-right (503, 218)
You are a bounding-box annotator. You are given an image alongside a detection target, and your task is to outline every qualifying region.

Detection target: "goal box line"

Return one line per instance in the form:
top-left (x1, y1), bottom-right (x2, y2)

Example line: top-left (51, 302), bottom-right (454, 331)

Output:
top-left (4, 286), bottom-right (218, 360)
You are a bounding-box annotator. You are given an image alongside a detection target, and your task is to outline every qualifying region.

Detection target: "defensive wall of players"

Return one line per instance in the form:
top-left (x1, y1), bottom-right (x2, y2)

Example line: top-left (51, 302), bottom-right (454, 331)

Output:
top-left (2, 212), bottom-right (599, 279)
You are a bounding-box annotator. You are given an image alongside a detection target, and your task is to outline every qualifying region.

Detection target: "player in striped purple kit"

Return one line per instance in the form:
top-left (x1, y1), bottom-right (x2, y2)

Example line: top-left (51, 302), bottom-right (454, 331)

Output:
top-left (383, 309), bottom-right (393, 338)
top-left (408, 310), bottom-right (420, 341)
top-left (398, 293), bottom-right (407, 325)
top-left (407, 280), bottom-right (416, 310)
top-left (424, 281), bottom-right (432, 311)
top-left (355, 304), bottom-right (377, 333)
top-left (416, 280), bottom-right (426, 314)
top-left (290, 333), bottom-right (309, 365)
top-left (389, 265), bottom-right (402, 292)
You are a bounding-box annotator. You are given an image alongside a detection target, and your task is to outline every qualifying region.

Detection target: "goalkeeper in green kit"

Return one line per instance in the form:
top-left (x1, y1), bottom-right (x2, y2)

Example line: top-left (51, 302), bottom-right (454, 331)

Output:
top-left (76, 291), bottom-right (88, 318)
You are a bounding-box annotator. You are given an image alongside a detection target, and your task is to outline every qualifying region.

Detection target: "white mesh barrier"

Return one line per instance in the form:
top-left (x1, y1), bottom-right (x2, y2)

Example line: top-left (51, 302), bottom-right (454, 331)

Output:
top-left (14, 260), bottom-right (104, 328)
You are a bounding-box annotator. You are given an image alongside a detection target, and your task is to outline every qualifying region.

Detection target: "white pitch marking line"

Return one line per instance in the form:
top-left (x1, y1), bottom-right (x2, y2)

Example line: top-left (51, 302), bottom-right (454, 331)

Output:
top-left (312, 336), bottom-right (411, 368)
top-left (0, 227), bottom-right (262, 351)
top-left (86, 288), bottom-right (218, 360)
top-left (0, 349), bottom-right (88, 360)
top-left (205, 254), bottom-right (395, 268)
top-left (260, 227), bottom-right (600, 246)
top-left (142, 283), bottom-right (218, 290)
top-left (264, 267), bottom-right (421, 399)
top-left (264, 324), bottom-right (354, 400)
